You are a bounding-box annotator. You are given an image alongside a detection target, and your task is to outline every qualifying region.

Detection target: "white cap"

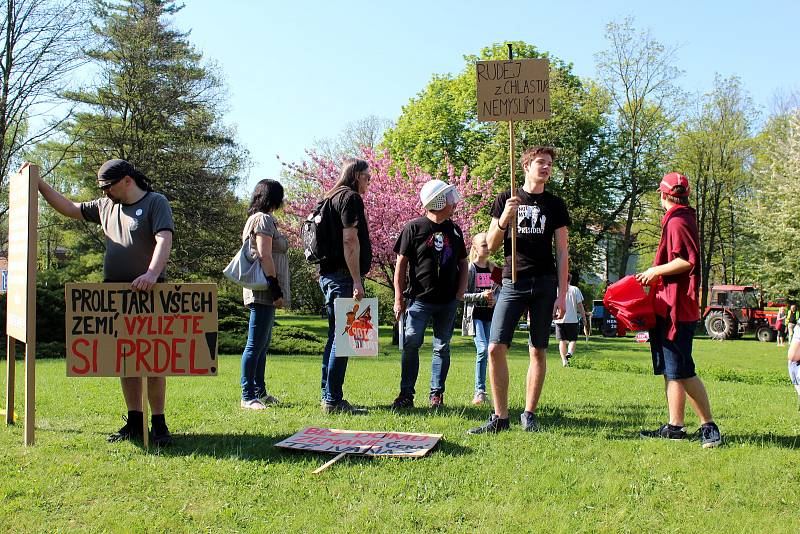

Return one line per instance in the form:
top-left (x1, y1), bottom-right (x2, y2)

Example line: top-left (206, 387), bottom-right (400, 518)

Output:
top-left (420, 179), bottom-right (460, 211)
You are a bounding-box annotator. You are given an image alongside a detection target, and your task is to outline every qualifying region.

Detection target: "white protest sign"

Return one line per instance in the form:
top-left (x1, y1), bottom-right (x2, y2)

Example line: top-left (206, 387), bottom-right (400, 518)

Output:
top-left (334, 298), bottom-right (378, 357)
top-left (275, 427), bottom-right (442, 458)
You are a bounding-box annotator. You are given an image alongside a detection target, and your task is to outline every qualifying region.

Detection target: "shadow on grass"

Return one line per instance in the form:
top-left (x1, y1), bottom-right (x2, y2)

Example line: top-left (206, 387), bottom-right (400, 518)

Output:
top-left (721, 433), bottom-right (800, 449)
top-left (145, 431), bottom-right (470, 460)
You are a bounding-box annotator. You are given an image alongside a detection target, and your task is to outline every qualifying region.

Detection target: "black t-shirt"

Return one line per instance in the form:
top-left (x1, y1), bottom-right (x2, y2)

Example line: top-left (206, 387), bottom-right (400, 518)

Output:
top-left (393, 217), bottom-right (467, 304)
top-left (490, 188), bottom-right (571, 279)
top-left (320, 188), bottom-right (372, 276)
top-left (472, 264), bottom-right (495, 322)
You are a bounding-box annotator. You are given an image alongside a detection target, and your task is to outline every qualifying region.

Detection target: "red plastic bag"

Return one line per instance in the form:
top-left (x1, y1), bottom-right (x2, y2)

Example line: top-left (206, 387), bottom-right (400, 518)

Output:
top-left (603, 275), bottom-right (656, 331)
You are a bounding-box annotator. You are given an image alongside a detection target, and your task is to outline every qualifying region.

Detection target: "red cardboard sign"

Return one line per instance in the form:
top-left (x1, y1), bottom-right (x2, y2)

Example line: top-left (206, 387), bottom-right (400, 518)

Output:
top-left (275, 427), bottom-right (442, 458)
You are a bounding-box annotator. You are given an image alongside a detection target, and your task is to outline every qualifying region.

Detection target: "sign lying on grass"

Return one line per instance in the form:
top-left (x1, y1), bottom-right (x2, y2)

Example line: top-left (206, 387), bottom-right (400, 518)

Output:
top-left (65, 283), bottom-right (218, 377)
top-left (334, 298), bottom-right (378, 357)
top-left (476, 58), bottom-right (550, 122)
top-left (275, 427), bottom-right (442, 457)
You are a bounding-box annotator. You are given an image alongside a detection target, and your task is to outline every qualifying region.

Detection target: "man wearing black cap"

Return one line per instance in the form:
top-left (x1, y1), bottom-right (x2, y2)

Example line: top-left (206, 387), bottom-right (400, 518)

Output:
top-left (635, 172), bottom-right (721, 448)
top-left (38, 159), bottom-right (175, 445)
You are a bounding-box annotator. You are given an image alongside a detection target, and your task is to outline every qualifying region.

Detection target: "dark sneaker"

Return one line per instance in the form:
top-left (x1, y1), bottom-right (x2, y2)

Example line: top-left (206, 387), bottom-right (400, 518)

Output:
top-left (467, 414), bottom-right (510, 435)
top-left (151, 426), bottom-right (173, 446)
top-left (640, 423), bottom-right (687, 440)
top-left (321, 399), bottom-right (368, 415)
top-left (520, 411), bottom-right (540, 432)
top-left (391, 393), bottom-right (414, 410)
top-left (107, 415), bottom-right (144, 442)
top-left (429, 393), bottom-right (444, 409)
top-left (699, 422), bottom-right (722, 448)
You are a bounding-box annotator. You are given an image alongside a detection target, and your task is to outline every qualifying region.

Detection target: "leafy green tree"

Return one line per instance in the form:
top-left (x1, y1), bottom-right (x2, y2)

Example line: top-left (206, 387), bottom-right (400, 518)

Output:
top-left (741, 109), bottom-right (800, 299)
top-left (51, 0), bottom-right (247, 280)
top-left (382, 41), bottom-right (617, 277)
top-left (595, 18), bottom-right (682, 280)
top-left (667, 76), bottom-right (756, 306)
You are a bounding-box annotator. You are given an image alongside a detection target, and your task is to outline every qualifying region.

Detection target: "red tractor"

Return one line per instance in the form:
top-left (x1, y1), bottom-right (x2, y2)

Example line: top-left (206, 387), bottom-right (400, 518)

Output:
top-left (703, 285), bottom-right (780, 342)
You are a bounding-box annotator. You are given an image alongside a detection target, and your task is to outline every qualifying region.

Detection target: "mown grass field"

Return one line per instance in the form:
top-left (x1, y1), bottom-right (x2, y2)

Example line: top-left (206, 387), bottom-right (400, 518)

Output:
top-left (1, 314), bottom-right (799, 533)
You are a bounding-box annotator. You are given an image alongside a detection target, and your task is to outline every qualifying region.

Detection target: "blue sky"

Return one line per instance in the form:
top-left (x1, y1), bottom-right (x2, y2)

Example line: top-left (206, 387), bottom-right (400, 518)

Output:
top-left (175, 0), bottom-right (800, 194)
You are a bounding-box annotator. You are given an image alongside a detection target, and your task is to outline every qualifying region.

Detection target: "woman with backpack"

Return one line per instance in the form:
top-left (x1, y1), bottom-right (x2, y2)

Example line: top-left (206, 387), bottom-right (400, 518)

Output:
top-left (239, 179), bottom-right (291, 410)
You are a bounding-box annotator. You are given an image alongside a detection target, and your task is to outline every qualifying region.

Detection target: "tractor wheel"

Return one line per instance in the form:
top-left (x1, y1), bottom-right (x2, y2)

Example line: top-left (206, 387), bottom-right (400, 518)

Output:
top-left (705, 311), bottom-right (735, 340)
top-left (756, 326), bottom-right (776, 343)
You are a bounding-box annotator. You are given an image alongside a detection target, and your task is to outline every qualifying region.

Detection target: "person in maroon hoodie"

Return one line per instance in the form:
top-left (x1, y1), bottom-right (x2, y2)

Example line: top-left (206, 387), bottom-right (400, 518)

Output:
top-left (635, 172), bottom-right (722, 448)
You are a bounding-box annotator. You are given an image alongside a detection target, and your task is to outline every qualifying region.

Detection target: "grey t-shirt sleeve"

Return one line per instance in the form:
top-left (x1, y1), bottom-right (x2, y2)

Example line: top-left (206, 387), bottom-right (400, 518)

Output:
top-left (80, 198), bottom-right (104, 224)
top-left (150, 194), bottom-right (174, 234)
top-left (252, 213), bottom-right (277, 238)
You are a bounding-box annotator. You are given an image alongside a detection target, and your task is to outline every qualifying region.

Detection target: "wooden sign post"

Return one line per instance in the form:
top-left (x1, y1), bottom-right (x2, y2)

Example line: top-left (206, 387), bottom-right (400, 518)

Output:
top-left (65, 282), bottom-right (219, 448)
top-left (476, 45), bottom-right (550, 282)
top-left (5, 163), bottom-right (38, 446)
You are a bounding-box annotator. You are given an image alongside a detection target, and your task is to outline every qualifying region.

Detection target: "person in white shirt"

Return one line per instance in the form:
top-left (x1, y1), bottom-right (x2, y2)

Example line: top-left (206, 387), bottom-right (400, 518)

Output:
top-left (554, 274), bottom-right (588, 366)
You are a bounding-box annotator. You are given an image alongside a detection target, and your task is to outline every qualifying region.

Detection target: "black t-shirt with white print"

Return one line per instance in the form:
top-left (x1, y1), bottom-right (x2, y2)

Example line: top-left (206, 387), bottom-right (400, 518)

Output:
top-left (490, 188), bottom-right (571, 279)
top-left (393, 217), bottom-right (468, 305)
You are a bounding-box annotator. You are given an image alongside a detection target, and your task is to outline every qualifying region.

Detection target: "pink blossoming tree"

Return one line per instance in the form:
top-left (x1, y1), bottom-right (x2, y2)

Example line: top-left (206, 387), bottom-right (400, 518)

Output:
top-left (283, 147), bottom-right (494, 288)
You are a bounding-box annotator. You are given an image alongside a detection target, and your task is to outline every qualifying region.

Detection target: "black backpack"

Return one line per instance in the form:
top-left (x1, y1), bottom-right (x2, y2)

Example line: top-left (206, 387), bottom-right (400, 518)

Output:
top-left (301, 187), bottom-right (347, 264)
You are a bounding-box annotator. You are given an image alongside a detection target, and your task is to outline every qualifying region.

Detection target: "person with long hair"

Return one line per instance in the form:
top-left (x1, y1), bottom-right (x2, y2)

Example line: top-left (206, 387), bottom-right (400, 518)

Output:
top-left (318, 158), bottom-right (372, 414)
top-left (239, 179), bottom-right (291, 410)
top-left (461, 233), bottom-right (498, 405)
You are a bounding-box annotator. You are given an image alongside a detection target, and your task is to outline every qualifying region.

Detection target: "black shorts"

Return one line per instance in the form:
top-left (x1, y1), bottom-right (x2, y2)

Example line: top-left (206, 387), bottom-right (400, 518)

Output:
top-left (489, 276), bottom-right (557, 349)
top-left (555, 322), bottom-right (579, 342)
top-left (649, 317), bottom-right (697, 380)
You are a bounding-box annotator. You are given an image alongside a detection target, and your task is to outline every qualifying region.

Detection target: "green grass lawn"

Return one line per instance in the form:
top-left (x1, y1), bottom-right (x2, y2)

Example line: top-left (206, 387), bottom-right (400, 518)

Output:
top-left (1, 314), bottom-right (799, 533)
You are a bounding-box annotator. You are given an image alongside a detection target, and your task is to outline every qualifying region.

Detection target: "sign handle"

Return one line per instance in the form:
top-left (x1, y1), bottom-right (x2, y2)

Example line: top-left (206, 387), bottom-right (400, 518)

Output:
top-left (507, 43), bottom-right (517, 283)
top-left (5, 337), bottom-right (15, 425)
top-left (313, 452), bottom-right (347, 474)
top-left (24, 341), bottom-right (35, 445)
top-left (141, 376), bottom-right (149, 449)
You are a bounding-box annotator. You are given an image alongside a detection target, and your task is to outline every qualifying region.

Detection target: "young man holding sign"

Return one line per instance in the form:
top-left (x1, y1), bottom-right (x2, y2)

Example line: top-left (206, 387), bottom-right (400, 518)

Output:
top-left (468, 146), bottom-right (570, 434)
top-left (38, 159), bottom-right (175, 445)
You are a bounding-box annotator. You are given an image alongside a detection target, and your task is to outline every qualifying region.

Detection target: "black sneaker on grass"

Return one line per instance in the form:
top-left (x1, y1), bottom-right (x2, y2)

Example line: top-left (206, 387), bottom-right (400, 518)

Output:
top-left (520, 411), bottom-right (540, 432)
top-left (391, 393), bottom-right (414, 410)
top-left (107, 414), bottom-right (144, 443)
top-left (698, 422), bottom-right (722, 448)
top-left (639, 423), bottom-right (687, 440)
top-left (467, 414), bottom-right (510, 435)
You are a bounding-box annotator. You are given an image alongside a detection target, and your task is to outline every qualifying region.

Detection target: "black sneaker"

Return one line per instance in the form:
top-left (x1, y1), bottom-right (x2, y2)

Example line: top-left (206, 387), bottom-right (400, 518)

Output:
top-left (107, 415), bottom-right (144, 443)
top-left (699, 422), bottom-right (722, 448)
top-left (520, 411), bottom-right (540, 432)
top-left (391, 393), bottom-right (414, 410)
top-left (467, 414), bottom-right (510, 435)
top-left (429, 393), bottom-right (444, 409)
top-left (151, 426), bottom-right (173, 446)
top-left (639, 423), bottom-right (687, 440)
top-left (321, 399), bottom-right (368, 415)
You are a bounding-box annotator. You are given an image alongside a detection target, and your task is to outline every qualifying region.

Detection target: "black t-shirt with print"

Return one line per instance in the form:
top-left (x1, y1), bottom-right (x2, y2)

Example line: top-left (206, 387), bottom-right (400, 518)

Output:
top-left (319, 188), bottom-right (372, 276)
top-left (472, 264), bottom-right (495, 322)
top-left (394, 216), bottom-right (467, 304)
top-left (490, 188), bottom-right (571, 279)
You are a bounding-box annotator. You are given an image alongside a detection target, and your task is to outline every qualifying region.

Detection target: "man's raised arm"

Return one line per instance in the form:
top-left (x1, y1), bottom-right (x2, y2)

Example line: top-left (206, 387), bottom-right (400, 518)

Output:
top-left (38, 178), bottom-right (83, 220)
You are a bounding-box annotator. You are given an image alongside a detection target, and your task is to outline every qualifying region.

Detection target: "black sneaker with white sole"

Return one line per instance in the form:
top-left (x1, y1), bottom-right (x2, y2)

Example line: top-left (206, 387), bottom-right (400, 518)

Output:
top-left (639, 423), bottom-right (687, 440)
top-left (467, 414), bottom-right (510, 435)
top-left (698, 422), bottom-right (722, 448)
top-left (520, 411), bottom-right (540, 432)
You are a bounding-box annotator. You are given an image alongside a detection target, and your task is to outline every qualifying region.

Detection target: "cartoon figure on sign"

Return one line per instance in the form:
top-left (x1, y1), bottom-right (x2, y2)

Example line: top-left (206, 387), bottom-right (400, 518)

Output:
top-left (343, 303), bottom-right (374, 350)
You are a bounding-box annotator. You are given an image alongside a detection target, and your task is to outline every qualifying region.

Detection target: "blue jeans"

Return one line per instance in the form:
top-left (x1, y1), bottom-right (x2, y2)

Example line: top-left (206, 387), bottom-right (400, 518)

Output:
top-left (473, 318), bottom-right (490, 394)
top-left (319, 272), bottom-right (355, 403)
top-left (400, 299), bottom-right (459, 397)
top-left (240, 304), bottom-right (276, 401)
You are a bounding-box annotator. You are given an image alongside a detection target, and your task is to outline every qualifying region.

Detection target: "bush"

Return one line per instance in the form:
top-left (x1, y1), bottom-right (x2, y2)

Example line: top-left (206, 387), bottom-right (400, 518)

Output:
top-left (217, 325), bottom-right (325, 356)
top-left (287, 248), bottom-right (324, 314)
top-left (0, 283), bottom-right (67, 344)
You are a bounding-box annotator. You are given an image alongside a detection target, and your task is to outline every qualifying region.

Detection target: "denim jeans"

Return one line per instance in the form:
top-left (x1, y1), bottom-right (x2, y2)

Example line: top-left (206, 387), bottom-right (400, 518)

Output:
top-left (473, 318), bottom-right (490, 394)
top-left (319, 271), bottom-right (355, 403)
top-left (240, 303), bottom-right (276, 401)
top-left (400, 298), bottom-right (459, 397)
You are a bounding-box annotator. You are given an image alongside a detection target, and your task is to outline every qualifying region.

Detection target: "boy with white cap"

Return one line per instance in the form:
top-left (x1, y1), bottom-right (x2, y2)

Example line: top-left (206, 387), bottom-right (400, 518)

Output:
top-left (391, 180), bottom-right (468, 409)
